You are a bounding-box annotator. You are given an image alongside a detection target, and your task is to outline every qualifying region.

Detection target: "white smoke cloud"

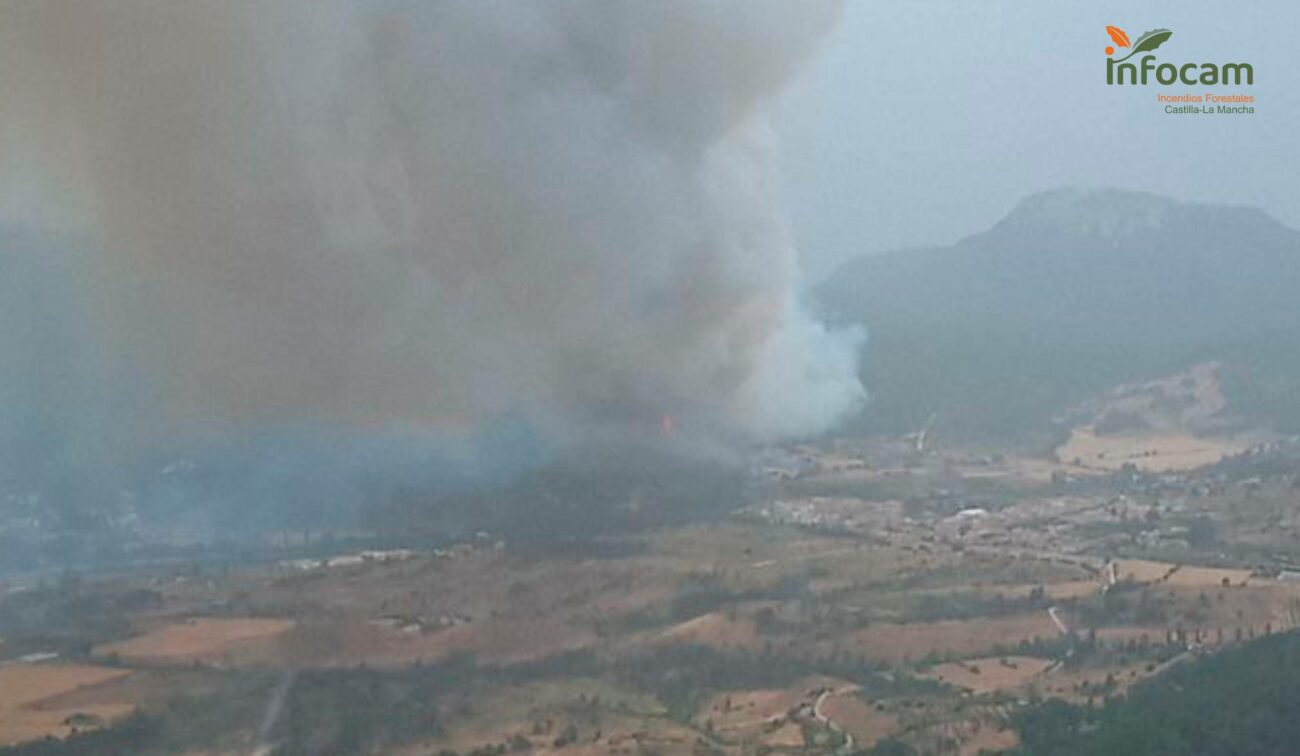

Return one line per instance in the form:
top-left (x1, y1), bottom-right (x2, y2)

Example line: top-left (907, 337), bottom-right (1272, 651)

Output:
top-left (0, 0), bottom-right (863, 497)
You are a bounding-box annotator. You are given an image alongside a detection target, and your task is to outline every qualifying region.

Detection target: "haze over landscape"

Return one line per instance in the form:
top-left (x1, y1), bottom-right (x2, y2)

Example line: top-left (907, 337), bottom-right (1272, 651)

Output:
top-left (776, 0), bottom-right (1300, 279)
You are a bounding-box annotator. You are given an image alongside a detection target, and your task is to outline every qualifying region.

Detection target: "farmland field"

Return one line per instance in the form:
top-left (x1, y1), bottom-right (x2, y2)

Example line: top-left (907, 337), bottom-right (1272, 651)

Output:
top-left (0, 664), bottom-right (132, 746)
top-left (93, 618), bottom-right (295, 666)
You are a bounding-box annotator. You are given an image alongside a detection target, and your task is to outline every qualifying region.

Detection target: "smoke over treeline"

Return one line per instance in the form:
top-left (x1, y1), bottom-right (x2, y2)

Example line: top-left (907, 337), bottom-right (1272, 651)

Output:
top-left (0, 1), bottom-right (862, 522)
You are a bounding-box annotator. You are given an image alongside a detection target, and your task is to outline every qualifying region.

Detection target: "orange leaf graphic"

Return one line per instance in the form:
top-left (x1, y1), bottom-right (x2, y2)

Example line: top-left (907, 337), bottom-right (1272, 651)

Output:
top-left (1106, 25), bottom-right (1131, 48)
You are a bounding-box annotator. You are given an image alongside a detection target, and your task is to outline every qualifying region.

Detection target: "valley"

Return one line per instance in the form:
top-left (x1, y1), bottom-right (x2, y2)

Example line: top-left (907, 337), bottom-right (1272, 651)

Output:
top-left (4, 424), bottom-right (1300, 755)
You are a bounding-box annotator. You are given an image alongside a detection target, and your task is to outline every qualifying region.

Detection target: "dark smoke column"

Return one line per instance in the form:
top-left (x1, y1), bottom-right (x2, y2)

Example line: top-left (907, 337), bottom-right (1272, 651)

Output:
top-left (0, 0), bottom-right (864, 458)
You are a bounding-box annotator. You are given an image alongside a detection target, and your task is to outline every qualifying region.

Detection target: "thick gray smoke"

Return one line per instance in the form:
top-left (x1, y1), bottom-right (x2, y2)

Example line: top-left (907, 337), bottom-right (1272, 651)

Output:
top-left (0, 1), bottom-right (863, 516)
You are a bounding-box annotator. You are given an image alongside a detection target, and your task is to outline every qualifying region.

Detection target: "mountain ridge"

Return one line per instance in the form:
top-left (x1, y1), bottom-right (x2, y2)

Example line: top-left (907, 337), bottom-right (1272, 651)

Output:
top-left (816, 187), bottom-right (1300, 439)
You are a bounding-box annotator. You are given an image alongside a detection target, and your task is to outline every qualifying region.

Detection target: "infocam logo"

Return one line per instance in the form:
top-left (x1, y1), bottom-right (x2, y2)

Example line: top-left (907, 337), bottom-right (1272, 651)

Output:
top-left (1105, 26), bottom-right (1253, 86)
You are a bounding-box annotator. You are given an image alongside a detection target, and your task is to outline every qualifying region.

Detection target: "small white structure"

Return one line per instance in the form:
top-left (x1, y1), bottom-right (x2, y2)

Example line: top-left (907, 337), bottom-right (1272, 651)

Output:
top-left (17, 652), bottom-right (60, 664)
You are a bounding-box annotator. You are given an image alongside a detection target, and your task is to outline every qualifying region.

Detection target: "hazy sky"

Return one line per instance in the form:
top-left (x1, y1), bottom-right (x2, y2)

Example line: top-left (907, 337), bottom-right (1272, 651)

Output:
top-left (777, 0), bottom-right (1300, 280)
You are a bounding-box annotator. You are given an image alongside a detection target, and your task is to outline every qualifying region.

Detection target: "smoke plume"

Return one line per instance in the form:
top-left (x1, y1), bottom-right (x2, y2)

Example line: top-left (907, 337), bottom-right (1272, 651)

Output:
top-left (0, 1), bottom-right (863, 515)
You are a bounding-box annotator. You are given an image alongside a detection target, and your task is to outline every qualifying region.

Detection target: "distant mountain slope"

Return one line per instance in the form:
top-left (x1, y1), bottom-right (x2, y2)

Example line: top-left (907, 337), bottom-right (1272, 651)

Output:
top-left (816, 188), bottom-right (1300, 440)
top-left (1010, 630), bottom-right (1300, 756)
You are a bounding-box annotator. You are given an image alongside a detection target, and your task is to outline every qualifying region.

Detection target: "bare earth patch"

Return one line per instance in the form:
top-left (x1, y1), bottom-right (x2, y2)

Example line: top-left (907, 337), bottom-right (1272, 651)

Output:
top-left (702, 687), bottom-right (803, 737)
top-left (830, 614), bottom-right (1060, 664)
top-left (1055, 428), bottom-right (1252, 473)
top-left (1113, 559), bottom-right (1253, 587)
top-left (273, 615), bottom-right (597, 669)
top-left (819, 692), bottom-right (898, 748)
top-left (919, 656), bottom-right (1054, 695)
top-left (0, 664), bottom-right (132, 746)
top-left (762, 721), bottom-right (806, 749)
top-left (1027, 659), bottom-right (1164, 703)
top-left (655, 611), bottom-right (761, 652)
top-left (94, 617), bottom-right (295, 666)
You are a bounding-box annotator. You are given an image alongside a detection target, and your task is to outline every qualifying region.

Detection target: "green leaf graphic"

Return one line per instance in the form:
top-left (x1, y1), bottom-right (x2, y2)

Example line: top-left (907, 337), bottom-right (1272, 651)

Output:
top-left (1114, 29), bottom-right (1173, 62)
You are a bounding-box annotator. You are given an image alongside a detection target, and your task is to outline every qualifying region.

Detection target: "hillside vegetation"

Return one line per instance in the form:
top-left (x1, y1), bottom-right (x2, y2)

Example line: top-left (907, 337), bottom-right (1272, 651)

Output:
top-left (1011, 630), bottom-right (1300, 755)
